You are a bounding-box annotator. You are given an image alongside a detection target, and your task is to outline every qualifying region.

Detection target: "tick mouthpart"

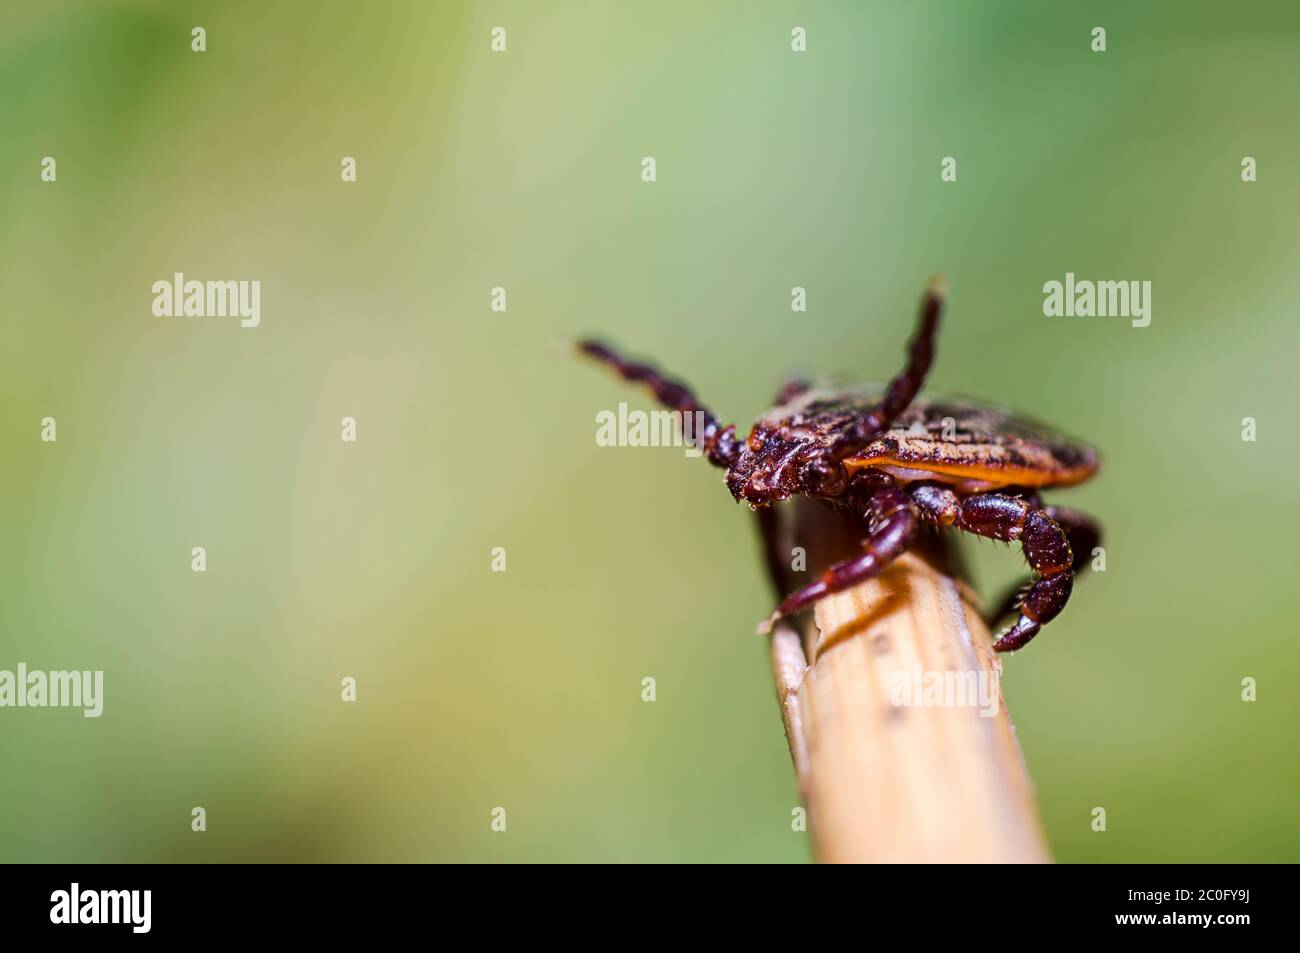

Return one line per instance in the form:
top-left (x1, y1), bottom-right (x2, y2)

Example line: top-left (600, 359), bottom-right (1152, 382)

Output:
top-left (801, 451), bottom-right (847, 497)
top-left (729, 473), bottom-right (787, 508)
top-left (728, 435), bottom-right (840, 506)
top-left (727, 449), bottom-right (802, 507)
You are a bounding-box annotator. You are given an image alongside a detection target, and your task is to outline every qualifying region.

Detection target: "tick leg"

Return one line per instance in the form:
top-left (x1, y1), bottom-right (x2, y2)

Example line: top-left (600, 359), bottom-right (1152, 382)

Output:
top-left (576, 340), bottom-right (739, 467)
top-left (1045, 505), bottom-right (1101, 572)
top-left (985, 505), bottom-right (1101, 628)
top-left (937, 492), bottom-right (1074, 652)
top-left (830, 278), bottom-right (945, 461)
top-left (757, 487), bottom-right (917, 634)
top-left (773, 376), bottom-right (811, 406)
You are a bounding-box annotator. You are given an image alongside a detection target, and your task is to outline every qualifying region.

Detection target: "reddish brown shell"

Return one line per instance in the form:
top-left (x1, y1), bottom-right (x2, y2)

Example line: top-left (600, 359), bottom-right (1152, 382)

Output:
top-left (728, 385), bottom-right (1098, 504)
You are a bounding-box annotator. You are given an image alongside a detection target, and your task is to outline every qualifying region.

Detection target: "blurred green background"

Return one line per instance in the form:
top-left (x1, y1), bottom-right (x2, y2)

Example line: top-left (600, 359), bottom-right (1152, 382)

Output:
top-left (2, 1), bottom-right (1298, 863)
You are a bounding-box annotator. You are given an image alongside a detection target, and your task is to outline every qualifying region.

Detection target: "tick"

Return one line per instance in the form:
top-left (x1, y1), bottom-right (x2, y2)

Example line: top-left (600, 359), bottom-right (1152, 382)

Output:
top-left (577, 279), bottom-right (1101, 652)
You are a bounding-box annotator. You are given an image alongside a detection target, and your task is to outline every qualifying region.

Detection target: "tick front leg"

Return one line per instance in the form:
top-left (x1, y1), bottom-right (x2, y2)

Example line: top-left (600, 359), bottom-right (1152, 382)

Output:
top-left (575, 340), bottom-right (739, 467)
top-left (911, 486), bottom-right (1075, 652)
top-left (757, 487), bottom-right (917, 634)
top-left (830, 278), bottom-right (945, 461)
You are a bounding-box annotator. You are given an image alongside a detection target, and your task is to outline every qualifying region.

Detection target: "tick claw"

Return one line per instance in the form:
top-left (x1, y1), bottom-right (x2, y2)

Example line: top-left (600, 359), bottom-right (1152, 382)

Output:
top-left (756, 614), bottom-right (778, 635)
top-left (992, 617), bottom-right (1040, 653)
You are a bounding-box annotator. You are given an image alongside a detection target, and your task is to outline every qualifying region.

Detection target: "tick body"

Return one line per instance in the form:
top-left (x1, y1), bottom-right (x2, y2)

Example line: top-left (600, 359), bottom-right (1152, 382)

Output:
top-left (577, 279), bottom-right (1101, 652)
